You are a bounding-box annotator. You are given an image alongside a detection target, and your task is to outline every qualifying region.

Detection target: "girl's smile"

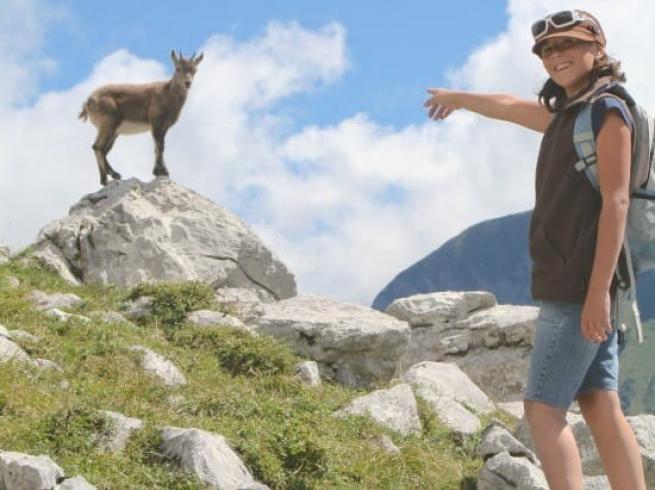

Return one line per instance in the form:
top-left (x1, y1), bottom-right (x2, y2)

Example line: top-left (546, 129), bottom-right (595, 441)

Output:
top-left (540, 37), bottom-right (597, 96)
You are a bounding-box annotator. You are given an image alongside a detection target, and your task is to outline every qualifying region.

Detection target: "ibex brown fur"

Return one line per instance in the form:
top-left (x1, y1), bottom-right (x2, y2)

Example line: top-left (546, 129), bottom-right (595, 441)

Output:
top-left (79, 50), bottom-right (203, 186)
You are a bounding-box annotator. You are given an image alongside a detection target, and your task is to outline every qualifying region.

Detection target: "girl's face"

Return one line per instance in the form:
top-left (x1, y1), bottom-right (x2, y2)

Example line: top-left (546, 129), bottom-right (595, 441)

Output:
top-left (540, 37), bottom-right (598, 96)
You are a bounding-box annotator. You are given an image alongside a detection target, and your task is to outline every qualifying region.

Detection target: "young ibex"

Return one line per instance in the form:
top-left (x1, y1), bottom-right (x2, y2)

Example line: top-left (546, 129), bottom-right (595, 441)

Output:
top-left (79, 50), bottom-right (203, 186)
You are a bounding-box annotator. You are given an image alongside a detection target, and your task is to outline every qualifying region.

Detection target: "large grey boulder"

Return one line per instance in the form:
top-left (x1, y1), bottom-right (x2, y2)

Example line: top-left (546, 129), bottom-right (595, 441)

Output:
top-left (251, 295), bottom-right (410, 387)
top-left (387, 292), bottom-right (538, 402)
top-left (160, 427), bottom-right (268, 489)
top-left (386, 292), bottom-right (496, 368)
top-left (477, 422), bottom-right (538, 465)
top-left (402, 361), bottom-right (494, 440)
top-left (29, 178), bottom-right (296, 300)
top-left (334, 383), bottom-right (422, 436)
top-left (128, 346), bottom-right (186, 387)
top-left (0, 451), bottom-right (64, 490)
top-left (402, 361), bottom-right (495, 415)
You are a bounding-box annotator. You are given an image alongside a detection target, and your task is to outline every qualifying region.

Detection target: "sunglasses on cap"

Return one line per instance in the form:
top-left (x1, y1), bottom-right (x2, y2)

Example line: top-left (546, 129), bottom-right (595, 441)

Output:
top-left (531, 10), bottom-right (599, 41)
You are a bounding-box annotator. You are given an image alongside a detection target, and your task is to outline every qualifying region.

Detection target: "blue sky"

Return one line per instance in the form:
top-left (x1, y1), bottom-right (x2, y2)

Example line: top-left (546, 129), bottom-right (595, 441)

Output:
top-left (3, 0), bottom-right (652, 305)
top-left (37, 0), bottom-right (507, 129)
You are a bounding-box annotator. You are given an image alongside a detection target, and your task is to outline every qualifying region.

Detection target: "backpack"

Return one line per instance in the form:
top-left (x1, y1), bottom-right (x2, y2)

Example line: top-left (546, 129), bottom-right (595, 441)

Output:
top-left (572, 82), bottom-right (655, 345)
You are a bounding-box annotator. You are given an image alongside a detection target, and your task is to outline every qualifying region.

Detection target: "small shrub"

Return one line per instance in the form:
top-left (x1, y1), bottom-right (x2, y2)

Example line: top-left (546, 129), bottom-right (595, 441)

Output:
top-left (38, 407), bottom-right (108, 454)
top-left (127, 281), bottom-right (216, 328)
top-left (171, 326), bottom-right (297, 377)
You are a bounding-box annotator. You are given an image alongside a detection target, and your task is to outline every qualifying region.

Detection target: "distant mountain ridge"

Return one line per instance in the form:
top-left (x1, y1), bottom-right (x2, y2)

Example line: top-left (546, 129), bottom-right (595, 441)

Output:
top-left (373, 211), bottom-right (655, 320)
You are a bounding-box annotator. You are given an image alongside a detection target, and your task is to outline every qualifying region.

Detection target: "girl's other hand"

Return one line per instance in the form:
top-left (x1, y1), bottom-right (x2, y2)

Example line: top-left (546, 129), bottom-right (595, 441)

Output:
top-left (581, 289), bottom-right (612, 343)
top-left (424, 88), bottom-right (460, 120)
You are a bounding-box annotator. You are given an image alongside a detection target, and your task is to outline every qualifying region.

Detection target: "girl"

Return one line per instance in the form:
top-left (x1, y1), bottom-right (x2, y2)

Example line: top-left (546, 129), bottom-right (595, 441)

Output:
top-left (424, 10), bottom-right (646, 490)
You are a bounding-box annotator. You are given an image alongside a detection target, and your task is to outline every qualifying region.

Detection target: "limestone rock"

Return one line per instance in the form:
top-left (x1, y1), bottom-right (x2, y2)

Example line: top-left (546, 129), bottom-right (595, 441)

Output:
top-left (46, 309), bottom-right (90, 323)
top-left (0, 275), bottom-right (19, 288)
top-left (498, 401), bottom-right (525, 420)
top-left (445, 345), bottom-right (532, 403)
top-left (453, 304), bottom-right (537, 349)
top-left (186, 310), bottom-right (249, 331)
top-left (374, 435), bottom-right (400, 455)
top-left (54, 475), bottom-right (97, 489)
top-left (626, 414), bottom-right (655, 486)
top-left (0, 246), bottom-right (9, 265)
top-left (0, 451), bottom-right (64, 490)
top-left (414, 386), bottom-right (481, 440)
top-left (295, 361), bottom-right (321, 386)
top-left (477, 422), bottom-right (538, 465)
top-left (583, 475), bottom-right (610, 489)
top-left (477, 451), bottom-right (548, 490)
top-left (34, 359), bottom-right (61, 371)
top-left (29, 290), bottom-right (85, 311)
top-left (402, 361), bottom-right (495, 415)
top-left (517, 412), bottom-right (601, 476)
top-left (29, 178), bottom-right (296, 300)
top-left (97, 411), bottom-right (144, 453)
top-left (29, 241), bottom-right (81, 285)
top-left (160, 427), bottom-right (268, 489)
top-left (252, 295), bottom-right (410, 387)
top-left (89, 311), bottom-right (133, 325)
top-left (122, 296), bottom-right (154, 321)
top-left (7, 330), bottom-right (40, 343)
top-left (0, 325), bottom-right (9, 338)
top-left (385, 291), bottom-right (497, 326)
top-left (335, 383), bottom-right (421, 436)
top-left (0, 336), bottom-right (33, 365)
top-left (128, 346), bottom-right (186, 386)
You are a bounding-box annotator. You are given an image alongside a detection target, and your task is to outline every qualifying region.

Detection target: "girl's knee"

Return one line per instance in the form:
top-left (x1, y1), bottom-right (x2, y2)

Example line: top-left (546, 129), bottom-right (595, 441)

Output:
top-left (524, 399), bottom-right (567, 424)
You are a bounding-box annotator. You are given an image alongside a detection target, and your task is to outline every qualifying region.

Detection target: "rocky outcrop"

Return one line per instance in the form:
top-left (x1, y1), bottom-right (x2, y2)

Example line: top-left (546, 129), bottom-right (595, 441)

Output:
top-left (385, 292), bottom-right (537, 402)
top-left (29, 178), bottom-right (296, 300)
top-left (251, 295), bottom-right (410, 387)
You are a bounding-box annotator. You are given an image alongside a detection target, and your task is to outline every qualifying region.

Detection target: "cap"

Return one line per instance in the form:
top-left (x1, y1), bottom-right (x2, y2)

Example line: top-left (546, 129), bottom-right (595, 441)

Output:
top-left (532, 11), bottom-right (606, 56)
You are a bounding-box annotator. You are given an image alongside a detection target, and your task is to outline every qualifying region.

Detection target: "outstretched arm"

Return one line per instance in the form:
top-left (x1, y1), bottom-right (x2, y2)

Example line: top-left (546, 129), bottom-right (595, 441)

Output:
top-left (424, 88), bottom-right (553, 133)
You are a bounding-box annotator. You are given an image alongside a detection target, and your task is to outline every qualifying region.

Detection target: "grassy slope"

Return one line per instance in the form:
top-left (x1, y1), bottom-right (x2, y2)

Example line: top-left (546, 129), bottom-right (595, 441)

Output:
top-left (0, 261), bottom-right (514, 490)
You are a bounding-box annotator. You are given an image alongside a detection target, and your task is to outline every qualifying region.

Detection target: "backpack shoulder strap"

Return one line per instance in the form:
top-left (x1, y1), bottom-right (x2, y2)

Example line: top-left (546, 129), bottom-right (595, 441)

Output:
top-left (572, 92), bottom-right (640, 189)
top-left (572, 102), bottom-right (600, 189)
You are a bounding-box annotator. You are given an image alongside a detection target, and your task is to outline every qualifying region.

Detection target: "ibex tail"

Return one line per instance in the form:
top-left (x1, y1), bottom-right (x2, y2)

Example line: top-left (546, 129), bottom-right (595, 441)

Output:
top-left (78, 101), bottom-right (88, 121)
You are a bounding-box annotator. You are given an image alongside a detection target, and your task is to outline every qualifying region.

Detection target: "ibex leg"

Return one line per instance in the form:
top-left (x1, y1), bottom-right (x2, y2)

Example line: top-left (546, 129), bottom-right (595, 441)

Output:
top-left (152, 125), bottom-right (170, 178)
top-left (104, 134), bottom-right (122, 180)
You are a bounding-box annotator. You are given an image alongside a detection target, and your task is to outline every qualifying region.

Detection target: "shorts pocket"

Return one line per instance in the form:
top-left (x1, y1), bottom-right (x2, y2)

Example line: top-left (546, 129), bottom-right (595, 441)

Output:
top-left (537, 301), bottom-right (578, 326)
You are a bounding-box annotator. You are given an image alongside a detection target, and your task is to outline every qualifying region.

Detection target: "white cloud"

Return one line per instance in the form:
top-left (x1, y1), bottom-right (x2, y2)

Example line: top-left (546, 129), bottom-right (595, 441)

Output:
top-left (1, 1), bottom-right (654, 306)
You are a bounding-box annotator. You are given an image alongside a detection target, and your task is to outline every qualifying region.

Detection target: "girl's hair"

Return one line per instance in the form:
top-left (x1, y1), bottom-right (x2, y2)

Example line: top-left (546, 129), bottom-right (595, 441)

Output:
top-left (538, 48), bottom-right (626, 112)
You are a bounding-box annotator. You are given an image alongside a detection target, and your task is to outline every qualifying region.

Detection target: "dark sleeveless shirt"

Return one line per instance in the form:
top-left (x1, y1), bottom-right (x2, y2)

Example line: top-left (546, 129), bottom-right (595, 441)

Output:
top-left (529, 82), bottom-right (634, 303)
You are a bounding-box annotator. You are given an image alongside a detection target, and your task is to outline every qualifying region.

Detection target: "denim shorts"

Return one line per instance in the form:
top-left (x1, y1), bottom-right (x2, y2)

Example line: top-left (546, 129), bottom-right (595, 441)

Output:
top-left (523, 300), bottom-right (619, 410)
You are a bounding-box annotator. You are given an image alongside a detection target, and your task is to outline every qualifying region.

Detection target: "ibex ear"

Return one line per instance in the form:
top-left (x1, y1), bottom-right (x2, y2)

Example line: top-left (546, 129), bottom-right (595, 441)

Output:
top-left (194, 53), bottom-right (204, 66)
top-left (170, 50), bottom-right (178, 63)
